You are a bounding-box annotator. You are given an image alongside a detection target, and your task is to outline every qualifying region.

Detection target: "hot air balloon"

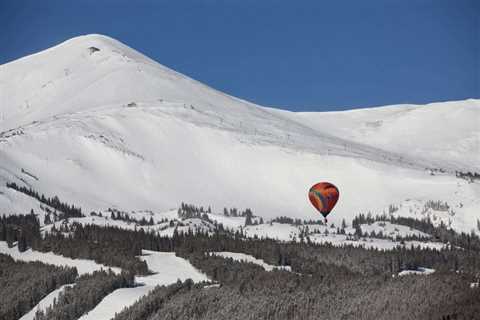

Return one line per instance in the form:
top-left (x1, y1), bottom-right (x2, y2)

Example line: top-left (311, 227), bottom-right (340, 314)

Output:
top-left (308, 182), bottom-right (339, 222)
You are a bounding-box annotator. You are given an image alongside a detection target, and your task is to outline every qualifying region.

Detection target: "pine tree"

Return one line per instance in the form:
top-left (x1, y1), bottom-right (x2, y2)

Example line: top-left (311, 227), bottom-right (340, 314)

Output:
top-left (44, 213), bottom-right (52, 225)
top-left (0, 223), bottom-right (6, 241)
top-left (18, 232), bottom-right (27, 252)
top-left (245, 210), bottom-right (253, 226)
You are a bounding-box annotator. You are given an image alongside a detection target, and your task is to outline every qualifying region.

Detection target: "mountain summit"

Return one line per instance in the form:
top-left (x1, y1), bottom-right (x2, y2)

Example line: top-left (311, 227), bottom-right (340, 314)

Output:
top-left (0, 34), bottom-right (479, 232)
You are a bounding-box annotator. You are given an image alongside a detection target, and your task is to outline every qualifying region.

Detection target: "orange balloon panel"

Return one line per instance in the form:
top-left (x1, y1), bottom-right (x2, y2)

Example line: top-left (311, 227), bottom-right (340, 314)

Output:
top-left (308, 182), bottom-right (339, 218)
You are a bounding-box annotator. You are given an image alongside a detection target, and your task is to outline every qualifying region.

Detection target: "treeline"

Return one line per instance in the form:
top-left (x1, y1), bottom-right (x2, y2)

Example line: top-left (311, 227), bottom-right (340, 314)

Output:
top-left (0, 213), bottom-right (41, 251)
top-left (221, 206), bottom-right (252, 218)
top-left (4, 210), bottom-right (480, 277)
top-left (456, 170), bottom-right (480, 182)
top-left (33, 270), bottom-right (134, 320)
top-left (174, 230), bottom-right (480, 276)
top-left (112, 279), bottom-right (200, 320)
top-left (177, 203), bottom-right (212, 222)
top-left (179, 203), bottom-right (262, 226)
top-left (106, 208), bottom-right (158, 226)
top-left (270, 216), bottom-right (327, 226)
top-left (112, 255), bottom-right (480, 320)
top-left (3, 210), bottom-right (480, 319)
top-left (6, 182), bottom-right (83, 219)
top-left (0, 253), bottom-right (77, 320)
top-left (351, 212), bottom-right (480, 251)
top-left (40, 223), bottom-right (150, 275)
top-left (6, 210), bottom-right (480, 277)
top-left (1, 213), bottom-right (149, 274)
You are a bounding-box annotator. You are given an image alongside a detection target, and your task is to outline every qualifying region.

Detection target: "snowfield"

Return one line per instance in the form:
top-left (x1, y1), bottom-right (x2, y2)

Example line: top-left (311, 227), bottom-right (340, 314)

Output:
top-left (308, 233), bottom-right (445, 251)
top-left (360, 221), bottom-right (431, 239)
top-left (242, 221), bottom-right (444, 250)
top-left (398, 267), bottom-right (436, 277)
top-left (0, 34), bottom-right (479, 236)
top-left (0, 241), bottom-right (120, 275)
top-left (78, 250), bottom-right (209, 320)
top-left (212, 252), bottom-right (292, 271)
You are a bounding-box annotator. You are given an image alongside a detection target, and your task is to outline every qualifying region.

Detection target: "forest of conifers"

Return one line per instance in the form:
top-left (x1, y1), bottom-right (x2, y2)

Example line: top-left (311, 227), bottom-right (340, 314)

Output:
top-left (1, 201), bottom-right (480, 320)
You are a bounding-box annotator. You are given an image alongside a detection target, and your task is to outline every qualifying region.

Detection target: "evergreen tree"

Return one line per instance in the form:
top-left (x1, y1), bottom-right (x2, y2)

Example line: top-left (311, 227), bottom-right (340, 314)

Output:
top-left (17, 232), bottom-right (27, 252)
top-left (44, 213), bottom-right (52, 225)
top-left (244, 211), bottom-right (253, 226)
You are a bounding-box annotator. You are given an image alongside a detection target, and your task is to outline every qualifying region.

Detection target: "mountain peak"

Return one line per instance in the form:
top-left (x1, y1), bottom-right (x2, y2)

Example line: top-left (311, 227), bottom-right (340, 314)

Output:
top-left (0, 33), bottom-right (243, 129)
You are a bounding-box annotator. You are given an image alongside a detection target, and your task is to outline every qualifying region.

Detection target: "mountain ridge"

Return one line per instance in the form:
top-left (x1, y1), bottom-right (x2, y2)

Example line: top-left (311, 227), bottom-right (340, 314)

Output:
top-left (0, 34), bottom-right (479, 234)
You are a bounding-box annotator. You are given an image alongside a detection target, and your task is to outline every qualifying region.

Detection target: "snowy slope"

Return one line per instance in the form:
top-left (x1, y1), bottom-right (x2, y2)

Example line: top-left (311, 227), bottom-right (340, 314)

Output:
top-left (212, 252), bottom-right (292, 271)
top-left (360, 221), bottom-right (431, 239)
top-left (398, 267), bottom-right (435, 277)
top-left (78, 250), bottom-right (209, 320)
top-left (0, 241), bottom-right (120, 275)
top-left (0, 34), bottom-right (479, 234)
top-left (280, 100), bottom-right (480, 172)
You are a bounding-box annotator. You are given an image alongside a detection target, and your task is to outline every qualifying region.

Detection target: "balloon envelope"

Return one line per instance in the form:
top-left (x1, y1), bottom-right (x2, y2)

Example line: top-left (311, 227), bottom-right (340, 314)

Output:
top-left (308, 182), bottom-right (339, 218)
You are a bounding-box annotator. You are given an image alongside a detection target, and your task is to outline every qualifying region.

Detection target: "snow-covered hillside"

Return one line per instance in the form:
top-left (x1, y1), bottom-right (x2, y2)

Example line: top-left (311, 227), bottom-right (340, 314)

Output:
top-left (282, 99), bottom-right (480, 172)
top-left (78, 250), bottom-right (209, 320)
top-left (212, 252), bottom-right (292, 271)
top-left (1, 34), bottom-right (479, 233)
top-left (0, 241), bottom-right (121, 275)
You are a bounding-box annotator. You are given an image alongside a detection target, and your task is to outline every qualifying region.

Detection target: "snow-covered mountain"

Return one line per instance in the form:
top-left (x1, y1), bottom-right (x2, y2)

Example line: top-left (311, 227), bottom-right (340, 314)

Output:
top-left (1, 34), bottom-right (479, 233)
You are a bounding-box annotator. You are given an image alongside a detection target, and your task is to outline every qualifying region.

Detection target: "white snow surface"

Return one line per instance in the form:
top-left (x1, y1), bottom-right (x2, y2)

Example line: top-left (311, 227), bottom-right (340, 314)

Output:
top-left (78, 250), bottom-right (209, 320)
top-left (0, 34), bottom-right (479, 235)
top-left (286, 99), bottom-right (480, 172)
top-left (360, 221), bottom-right (430, 239)
top-left (242, 222), bottom-right (445, 250)
top-left (212, 252), bottom-right (292, 271)
top-left (398, 267), bottom-right (436, 276)
top-left (20, 284), bottom-right (74, 320)
top-left (0, 241), bottom-right (120, 275)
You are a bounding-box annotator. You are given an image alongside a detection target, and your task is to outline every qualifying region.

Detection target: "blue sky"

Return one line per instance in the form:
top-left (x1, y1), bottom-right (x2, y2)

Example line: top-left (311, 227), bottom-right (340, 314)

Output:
top-left (1, 0), bottom-right (478, 111)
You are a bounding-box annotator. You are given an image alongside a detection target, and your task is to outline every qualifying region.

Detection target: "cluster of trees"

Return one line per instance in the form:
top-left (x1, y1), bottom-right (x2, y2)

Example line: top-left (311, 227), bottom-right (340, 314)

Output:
top-left (6, 182), bottom-right (83, 219)
top-left (270, 216), bottom-right (304, 225)
top-left (243, 208), bottom-right (263, 226)
top-left (178, 203), bottom-right (212, 221)
top-left (112, 255), bottom-right (480, 320)
top-left (178, 203), bottom-right (262, 227)
top-left (270, 216), bottom-right (331, 226)
top-left (351, 212), bottom-right (480, 250)
top-left (0, 212), bottom-right (150, 274)
top-left (423, 200), bottom-right (450, 212)
top-left (223, 208), bottom-right (263, 226)
top-left (222, 206), bottom-right (252, 218)
top-left (112, 279), bottom-right (199, 320)
top-left (0, 212), bottom-right (41, 251)
top-left (0, 253), bottom-right (77, 320)
top-left (455, 170), bottom-right (480, 182)
top-left (106, 208), bottom-right (158, 226)
top-left (33, 270), bottom-right (134, 320)
top-left (40, 224), bottom-right (150, 275)
top-left (11, 208), bottom-right (476, 278)
top-left (4, 208), bottom-right (480, 278)
top-left (3, 192), bottom-right (480, 320)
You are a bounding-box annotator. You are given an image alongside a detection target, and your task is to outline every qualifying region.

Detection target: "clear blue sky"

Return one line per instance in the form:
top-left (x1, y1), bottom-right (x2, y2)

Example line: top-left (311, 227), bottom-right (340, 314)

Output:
top-left (1, 0), bottom-right (478, 111)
